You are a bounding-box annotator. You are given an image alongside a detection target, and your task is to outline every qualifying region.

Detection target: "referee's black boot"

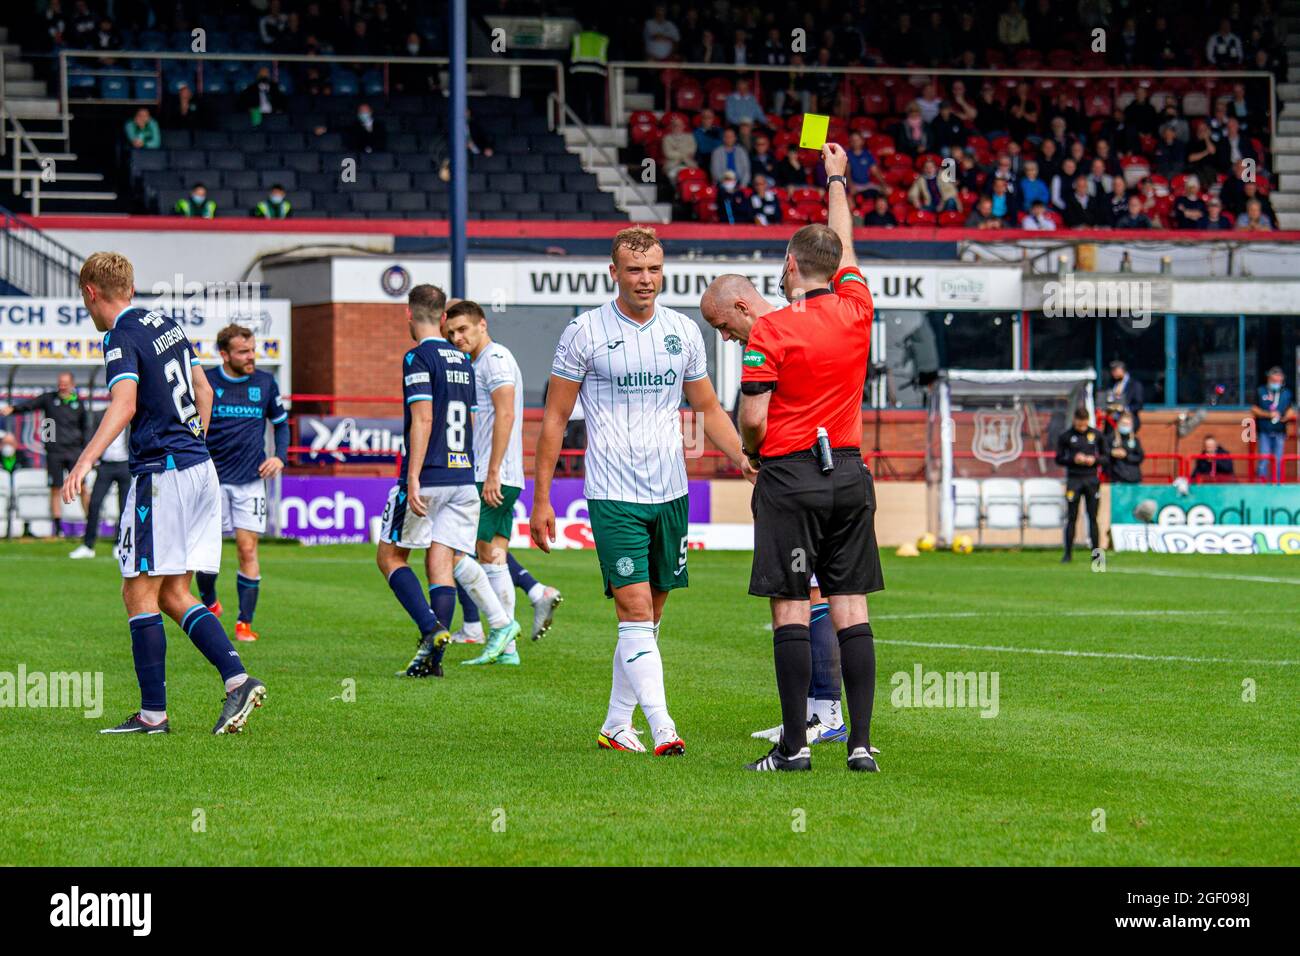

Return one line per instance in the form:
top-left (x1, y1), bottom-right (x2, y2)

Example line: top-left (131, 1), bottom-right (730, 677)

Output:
top-left (847, 747), bottom-right (879, 772)
top-left (745, 742), bottom-right (812, 772)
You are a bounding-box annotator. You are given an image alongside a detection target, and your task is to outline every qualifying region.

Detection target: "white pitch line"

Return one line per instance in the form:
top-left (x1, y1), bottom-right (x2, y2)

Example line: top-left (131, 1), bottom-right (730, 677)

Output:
top-left (957, 564), bottom-right (1300, 586)
top-left (873, 638), bottom-right (1298, 667)
top-left (873, 608), bottom-right (1233, 620)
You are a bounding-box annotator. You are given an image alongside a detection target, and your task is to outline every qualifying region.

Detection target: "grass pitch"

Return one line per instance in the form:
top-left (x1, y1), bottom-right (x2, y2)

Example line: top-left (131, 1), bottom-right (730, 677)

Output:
top-left (0, 540), bottom-right (1295, 866)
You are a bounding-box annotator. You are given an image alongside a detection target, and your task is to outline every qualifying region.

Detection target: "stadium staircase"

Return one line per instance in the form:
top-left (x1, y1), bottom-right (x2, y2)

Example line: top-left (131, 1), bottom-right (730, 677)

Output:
top-left (560, 73), bottom-right (670, 223)
top-left (0, 204), bottom-right (84, 296)
top-left (0, 25), bottom-right (118, 213)
top-left (1273, 0), bottom-right (1300, 228)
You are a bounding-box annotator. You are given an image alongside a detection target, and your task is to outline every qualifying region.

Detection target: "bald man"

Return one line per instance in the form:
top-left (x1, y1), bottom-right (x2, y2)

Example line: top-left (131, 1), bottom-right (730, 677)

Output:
top-left (702, 274), bottom-right (876, 753)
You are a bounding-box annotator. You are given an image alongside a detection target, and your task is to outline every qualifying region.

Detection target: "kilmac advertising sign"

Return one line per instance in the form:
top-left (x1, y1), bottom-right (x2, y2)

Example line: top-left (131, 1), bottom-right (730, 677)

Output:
top-left (1110, 484), bottom-right (1300, 555)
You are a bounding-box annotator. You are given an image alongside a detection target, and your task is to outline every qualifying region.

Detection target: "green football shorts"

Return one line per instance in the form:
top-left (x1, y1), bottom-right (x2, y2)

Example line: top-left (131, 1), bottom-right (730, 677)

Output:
top-left (587, 495), bottom-right (690, 597)
top-left (476, 482), bottom-right (522, 542)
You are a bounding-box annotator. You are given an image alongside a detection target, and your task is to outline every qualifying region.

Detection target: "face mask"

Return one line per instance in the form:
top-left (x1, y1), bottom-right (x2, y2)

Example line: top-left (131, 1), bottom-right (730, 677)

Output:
top-left (1268, 381), bottom-right (1282, 391)
top-left (721, 181), bottom-right (735, 192)
top-left (1, 446), bottom-right (14, 458)
top-left (358, 112), bottom-right (371, 123)
top-left (192, 193), bottom-right (205, 204)
top-left (270, 194), bottom-right (284, 204)
top-left (1119, 425), bottom-right (1132, 436)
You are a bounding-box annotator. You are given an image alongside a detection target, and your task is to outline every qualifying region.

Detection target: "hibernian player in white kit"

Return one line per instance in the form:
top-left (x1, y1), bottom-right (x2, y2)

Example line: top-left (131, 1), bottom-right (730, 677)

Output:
top-left (530, 227), bottom-right (754, 755)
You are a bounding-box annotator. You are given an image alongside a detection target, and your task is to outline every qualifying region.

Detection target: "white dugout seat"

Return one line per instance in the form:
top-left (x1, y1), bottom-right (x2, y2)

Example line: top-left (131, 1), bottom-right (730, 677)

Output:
top-left (981, 478), bottom-right (1024, 532)
top-left (14, 468), bottom-right (50, 523)
top-left (952, 478), bottom-right (981, 530)
top-left (1023, 478), bottom-right (1066, 529)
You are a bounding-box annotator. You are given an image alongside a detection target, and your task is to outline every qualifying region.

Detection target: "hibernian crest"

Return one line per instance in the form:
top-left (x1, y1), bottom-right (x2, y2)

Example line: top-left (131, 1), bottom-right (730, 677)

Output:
top-left (971, 408), bottom-right (1024, 468)
top-left (663, 334), bottom-right (682, 355)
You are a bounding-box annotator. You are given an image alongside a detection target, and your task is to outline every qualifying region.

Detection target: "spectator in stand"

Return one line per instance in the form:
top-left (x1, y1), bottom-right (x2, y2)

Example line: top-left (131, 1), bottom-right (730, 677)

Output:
top-left (174, 182), bottom-right (216, 218)
top-left (920, 10), bottom-right (952, 67)
top-left (1007, 81), bottom-right (1039, 143)
top-left (1203, 197), bottom-right (1235, 231)
top-left (92, 15), bottom-right (121, 59)
top-left (1160, 102), bottom-right (1189, 144)
top-left (662, 115), bottom-right (699, 182)
top-left (259, 0), bottom-right (289, 49)
top-left (393, 32), bottom-right (439, 95)
top-left (123, 108), bottom-right (160, 150)
top-left (956, 150), bottom-right (984, 195)
top-left (1173, 178), bottom-right (1208, 229)
top-left (689, 28), bottom-right (727, 65)
top-left (1037, 138), bottom-right (1061, 184)
top-left (997, 0), bottom-right (1030, 51)
top-left (1108, 176), bottom-right (1131, 222)
top-left (1153, 125), bottom-right (1186, 179)
top-left (1064, 174), bottom-right (1108, 227)
top-left (716, 171), bottom-right (748, 223)
top-left (966, 195), bottom-right (1004, 229)
top-left (1101, 106), bottom-right (1133, 155)
top-left (711, 128), bottom-right (751, 189)
top-left (1251, 366), bottom-right (1296, 482)
top-left (809, 47), bottom-right (841, 114)
top-left (237, 67), bottom-right (288, 118)
top-left (892, 12), bottom-right (921, 65)
top-left (644, 6), bottom-right (680, 61)
top-left (775, 146), bottom-right (811, 189)
top-left (1137, 178), bottom-right (1167, 227)
top-left (929, 101), bottom-right (966, 155)
top-left (163, 82), bottom-right (204, 131)
top-left (908, 158), bottom-right (959, 213)
top-left (948, 79), bottom-right (979, 125)
top-left (68, 0), bottom-right (96, 47)
top-left (1186, 122), bottom-right (1226, 188)
top-left (1221, 117), bottom-right (1259, 167)
top-left (845, 131), bottom-right (884, 197)
top-left (340, 18), bottom-right (378, 56)
top-left (693, 109), bottom-right (724, 165)
top-left (863, 194), bottom-right (898, 226)
top-left (1050, 157), bottom-right (1079, 211)
top-left (773, 53), bottom-right (813, 116)
top-left (952, 11), bottom-right (984, 65)
top-left (1106, 412), bottom-right (1145, 484)
top-left (1206, 18), bottom-right (1244, 66)
top-left (749, 134), bottom-right (778, 182)
top-left (250, 184), bottom-right (292, 218)
top-left (348, 102), bottom-right (387, 154)
top-left (1208, 99), bottom-right (1234, 141)
top-left (987, 177), bottom-right (1016, 223)
top-left (1086, 157), bottom-right (1113, 198)
top-left (1192, 436), bottom-right (1234, 481)
top-left (744, 175), bottom-right (783, 225)
top-left (1027, 0), bottom-right (1064, 42)
top-left (1044, 115), bottom-right (1070, 156)
top-left (0, 371), bottom-right (90, 536)
top-left (1114, 193), bottom-right (1152, 229)
top-left (725, 78), bottom-right (765, 128)
top-left (1105, 361), bottom-right (1145, 430)
top-left (1228, 84), bottom-right (1255, 129)
top-left (974, 84), bottom-right (1009, 139)
top-left (1112, 16), bottom-right (1141, 67)
top-left (761, 26), bottom-right (788, 66)
top-left (1237, 197), bottom-right (1276, 230)
top-left (731, 28), bottom-right (751, 65)
top-left (1093, 138), bottom-right (1121, 177)
top-left (1045, 90), bottom-right (1085, 140)
top-left (1124, 86), bottom-right (1159, 143)
top-left (894, 103), bottom-right (932, 157)
top-left (40, 0), bottom-right (66, 52)
top-left (1147, 16), bottom-right (1184, 69)
top-left (1022, 199), bottom-right (1057, 230)
top-left (915, 83), bottom-right (943, 124)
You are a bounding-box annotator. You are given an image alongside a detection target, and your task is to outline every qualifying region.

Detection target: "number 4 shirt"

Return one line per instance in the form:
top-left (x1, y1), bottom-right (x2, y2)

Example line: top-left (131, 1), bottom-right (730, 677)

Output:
top-left (103, 306), bottom-right (210, 476)
top-left (401, 335), bottom-right (477, 487)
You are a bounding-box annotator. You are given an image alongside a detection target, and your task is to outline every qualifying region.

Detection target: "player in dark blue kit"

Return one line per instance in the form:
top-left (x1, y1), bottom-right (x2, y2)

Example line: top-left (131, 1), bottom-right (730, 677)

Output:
top-left (194, 324), bottom-right (289, 642)
top-left (63, 252), bottom-right (266, 735)
top-left (376, 284), bottom-right (521, 677)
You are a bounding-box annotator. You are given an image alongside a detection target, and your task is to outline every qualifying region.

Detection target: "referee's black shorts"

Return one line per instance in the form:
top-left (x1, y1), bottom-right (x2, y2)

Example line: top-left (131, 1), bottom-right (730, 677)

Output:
top-left (749, 447), bottom-right (884, 599)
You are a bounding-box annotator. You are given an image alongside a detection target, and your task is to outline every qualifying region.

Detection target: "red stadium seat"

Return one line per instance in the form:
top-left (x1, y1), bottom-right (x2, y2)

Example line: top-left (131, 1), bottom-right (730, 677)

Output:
top-left (678, 178), bottom-right (708, 203)
top-left (907, 208), bottom-right (937, 226)
top-left (886, 167), bottom-right (917, 188)
top-left (1121, 155), bottom-right (1150, 186)
top-left (628, 110), bottom-right (656, 129)
top-left (796, 200), bottom-right (827, 223)
top-left (891, 201), bottom-right (912, 223)
top-left (916, 152), bottom-right (943, 171)
top-left (886, 151), bottom-right (913, 169)
top-left (789, 186), bottom-right (822, 204)
top-left (849, 115), bottom-right (877, 133)
top-left (868, 134), bottom-right (896, 156)
top-left (660, 110), bottom-right (690, 131)
top-left (676, 167), bottom-right (707, 185)
top-left (862, 90), bottom-right (890, 115)
top-left (1083, 88), bottom-right (1112, 117)
top-left (765, 113), bottom-right (785, 132)
top-left (694, 198), bottom-right (719, 223)
top-left (675, 82), bottom-right (703, 112)
top-left (887, 187), bottom-right (908, 207)
top-left (938, 210), bottom-right (964, 226)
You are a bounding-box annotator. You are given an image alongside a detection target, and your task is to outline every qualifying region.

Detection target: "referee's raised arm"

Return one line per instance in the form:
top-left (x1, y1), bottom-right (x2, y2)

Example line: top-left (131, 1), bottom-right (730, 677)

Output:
top-left (823, 142), bottom-right (857, 272)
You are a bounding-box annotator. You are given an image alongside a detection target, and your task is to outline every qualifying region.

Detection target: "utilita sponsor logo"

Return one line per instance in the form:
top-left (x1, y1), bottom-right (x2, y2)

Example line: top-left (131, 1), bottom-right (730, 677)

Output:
top-left (50, 886), bottom-right (151, 936)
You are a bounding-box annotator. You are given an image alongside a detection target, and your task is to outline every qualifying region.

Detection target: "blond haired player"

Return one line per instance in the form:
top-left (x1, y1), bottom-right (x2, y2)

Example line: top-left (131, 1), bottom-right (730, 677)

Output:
top-left (530, 227), bottom-right (754, 755)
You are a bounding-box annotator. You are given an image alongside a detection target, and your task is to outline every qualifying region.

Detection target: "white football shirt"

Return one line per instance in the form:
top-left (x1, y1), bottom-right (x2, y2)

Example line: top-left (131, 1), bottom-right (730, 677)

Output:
top-left (551, 299), bottom-right (708, 504)
top-left (472, 340), bottom-right (525, 488)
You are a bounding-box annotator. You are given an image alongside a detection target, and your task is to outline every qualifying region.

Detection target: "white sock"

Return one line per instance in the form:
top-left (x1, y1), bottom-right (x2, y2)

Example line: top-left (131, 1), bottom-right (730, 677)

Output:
top-left (463, 619), bottom-right (484, 638)
top-left (140, 708), bottom-right (167, 725)
top-left (527, 582), bottom-right (546, 604)
top-left (603, 645), bottom-right (637, 731)
top-left (484, 562), bottom-right (515, 618)
top-left (806, 696), bottom-right (816, 722)
top-left (224, 673), bottom-right (248, 693)
top-left (813, 698), bottom-right (843, 728)
top-left (616, 621), bottom-right (670, 731)
top-left (454, 556), bottom-right (509, 629)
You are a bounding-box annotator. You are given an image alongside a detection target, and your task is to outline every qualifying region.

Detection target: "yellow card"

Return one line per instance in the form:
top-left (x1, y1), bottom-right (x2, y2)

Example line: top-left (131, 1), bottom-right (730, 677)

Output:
top-left (799, 113), bottom-right (830, 150)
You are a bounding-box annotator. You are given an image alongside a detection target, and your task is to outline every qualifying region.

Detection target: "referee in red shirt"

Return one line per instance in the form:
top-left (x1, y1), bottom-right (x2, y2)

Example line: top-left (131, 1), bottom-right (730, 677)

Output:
top-left (738, 142), bottom-right (882, 772)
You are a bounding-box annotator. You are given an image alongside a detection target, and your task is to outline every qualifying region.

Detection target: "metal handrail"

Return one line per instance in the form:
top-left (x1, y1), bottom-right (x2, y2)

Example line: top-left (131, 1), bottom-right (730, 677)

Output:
top-left (0, 204), bottom-right (84, 295)
top-left (607, 60), bottom-right (1277, 157)
top-left (547, 93), bottom-right (667, 224)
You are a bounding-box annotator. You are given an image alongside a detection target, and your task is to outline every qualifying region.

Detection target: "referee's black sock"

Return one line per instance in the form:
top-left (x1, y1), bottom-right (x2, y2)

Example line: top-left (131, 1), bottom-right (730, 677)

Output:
top-left (773, 624), bottom-right (812, 756)
top-left (838, 623), bottom-right (876, 752)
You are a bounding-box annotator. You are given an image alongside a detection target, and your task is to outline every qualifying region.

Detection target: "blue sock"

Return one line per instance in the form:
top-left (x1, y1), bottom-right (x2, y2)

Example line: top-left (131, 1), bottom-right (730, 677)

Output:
top-left (429, 585), bottom-right (456, 663)
top-left (808, 602), bottom-right (841, 701)
top-left (129, 613), bottom-right (167, 712)
top-left (455, 581), bottom-right (479, 625)
top-left (195, 571), bottom-right (218, 607)
top-left (180, 604), bottom-right (246, 681)
top-left (388, 566), bottom-right (441, 637)
top-left (236, 573), bottom-right (260, 624)
top-left (507, 553), bottom-right (538, 594)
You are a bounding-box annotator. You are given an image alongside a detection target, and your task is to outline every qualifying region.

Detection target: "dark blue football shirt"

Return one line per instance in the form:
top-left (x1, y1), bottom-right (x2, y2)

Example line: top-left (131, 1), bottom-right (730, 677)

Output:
top-left (402, 336), bottom-right (476, 487)
top-left (204, 366), bottom-right (289, 485)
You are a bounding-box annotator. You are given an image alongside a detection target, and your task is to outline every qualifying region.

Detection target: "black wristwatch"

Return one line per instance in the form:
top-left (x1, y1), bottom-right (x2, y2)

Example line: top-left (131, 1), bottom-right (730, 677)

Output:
top-left (826, 174), bottom-right (848, 189)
